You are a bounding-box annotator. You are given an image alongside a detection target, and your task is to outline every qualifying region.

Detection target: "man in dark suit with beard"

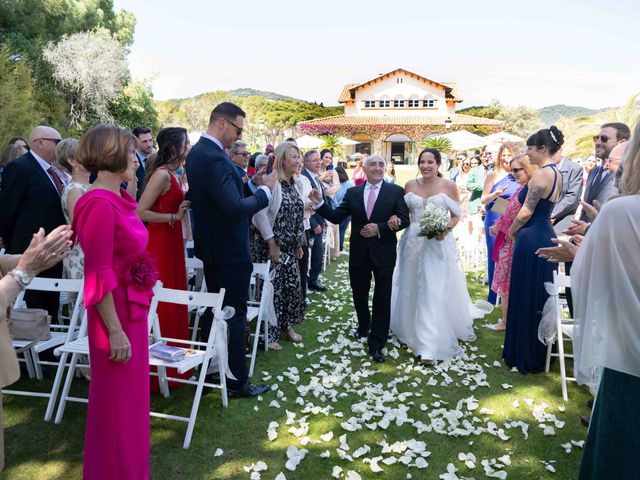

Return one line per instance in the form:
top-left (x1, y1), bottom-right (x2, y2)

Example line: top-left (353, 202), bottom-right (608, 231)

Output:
top-left (186, 102), bottom-right (275, 397)
top-left (309, 155), bottom-right (409, 362)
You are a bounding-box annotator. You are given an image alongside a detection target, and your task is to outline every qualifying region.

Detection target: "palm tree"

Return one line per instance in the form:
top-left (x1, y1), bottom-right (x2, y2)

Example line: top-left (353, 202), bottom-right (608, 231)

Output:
top-left (320, 134), bottom-right (344, 157)
top-left (420, 136), bottom-right (452, 153)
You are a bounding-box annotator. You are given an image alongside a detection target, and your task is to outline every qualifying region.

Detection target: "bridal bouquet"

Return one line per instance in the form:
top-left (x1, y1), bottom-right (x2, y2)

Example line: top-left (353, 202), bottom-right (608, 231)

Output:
top-left (417, 202), bottom-right (450, 239)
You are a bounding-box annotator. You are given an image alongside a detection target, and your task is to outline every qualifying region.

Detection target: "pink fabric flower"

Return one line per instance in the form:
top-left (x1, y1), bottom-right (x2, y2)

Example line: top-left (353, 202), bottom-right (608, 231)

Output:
top-left (125, 252), bottom-right (159, 291)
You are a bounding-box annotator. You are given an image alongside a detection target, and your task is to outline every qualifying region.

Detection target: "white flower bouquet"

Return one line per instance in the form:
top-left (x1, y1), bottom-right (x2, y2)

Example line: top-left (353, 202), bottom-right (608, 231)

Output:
top-left (417, 202), bottom-right (450, 239)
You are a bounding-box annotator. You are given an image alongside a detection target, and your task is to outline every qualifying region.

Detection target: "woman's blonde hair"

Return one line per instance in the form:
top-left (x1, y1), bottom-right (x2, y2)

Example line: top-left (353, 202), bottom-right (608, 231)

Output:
top-left (55, 138), bottom-right (79, 173)
top-left (495, 143), bottom-right (515, 173)
top-left (619, 122), bottom-right (640, 196)
top-left (274, 141), bottom-right (301, 182)
top-left (510, 154), bottom-right (537, 179)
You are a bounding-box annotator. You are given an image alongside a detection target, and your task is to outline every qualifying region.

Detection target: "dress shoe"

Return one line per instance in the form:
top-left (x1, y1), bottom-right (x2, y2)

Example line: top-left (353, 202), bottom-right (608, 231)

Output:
top-left (308, 282), bottom-right (328, 292)
top-left (370, 350), bottom-right (386, 363)
top-left (580, 415), bottom-right (590, 427)
top-left (228, 382), bottom-right (270, 398)
top-left (352, 330), bottom-right (368, 340)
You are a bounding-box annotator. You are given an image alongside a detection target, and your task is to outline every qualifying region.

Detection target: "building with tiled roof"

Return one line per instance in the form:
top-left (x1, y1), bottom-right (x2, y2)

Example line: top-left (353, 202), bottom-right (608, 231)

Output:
top-left (299, 68), bottom-right (503, 164)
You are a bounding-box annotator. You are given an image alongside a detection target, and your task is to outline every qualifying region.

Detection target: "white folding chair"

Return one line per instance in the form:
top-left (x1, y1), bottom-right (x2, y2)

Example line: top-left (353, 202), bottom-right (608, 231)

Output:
top-left (186, 256), bottom-right (207, 345)
top-left (149, 286), bottom-right (228, 449)
top-left (544, 272), bottom-right (576, 401)
top-left (53, 282), bottom-right (163, 424)
top-left (246, 261), bottom-right (272, 377)
top-left (3, 278), bottom-right (84, 420)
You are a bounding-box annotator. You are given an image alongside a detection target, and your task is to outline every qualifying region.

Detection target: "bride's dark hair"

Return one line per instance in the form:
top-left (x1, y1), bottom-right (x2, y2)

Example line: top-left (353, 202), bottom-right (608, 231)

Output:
top-left (417, 148), bottom-right (443, 177)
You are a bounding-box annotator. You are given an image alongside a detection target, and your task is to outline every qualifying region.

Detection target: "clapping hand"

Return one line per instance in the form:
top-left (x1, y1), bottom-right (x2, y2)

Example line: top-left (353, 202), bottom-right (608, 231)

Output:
top-left (580, 200), bottom-right (601, 221)
top-left (17, 225), bottom-right (73, 276)
top-left (536, 238), bottom-right (578, 263)
top-left (563, 219), bottom-right (589, 237)
top-left (262, 171), bottom-right (277, 191)
top-left (387, 215), bottom-right (401, 231)
top-left (308, 189), bottom-right (322, 204)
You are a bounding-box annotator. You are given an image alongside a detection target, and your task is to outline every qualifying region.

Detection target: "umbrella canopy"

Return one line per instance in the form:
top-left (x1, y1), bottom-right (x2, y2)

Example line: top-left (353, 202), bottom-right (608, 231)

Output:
top-left (337, 136), bottom-right (360, 146)
top-left (431, 130), bottom-right (489, 151)
top-left (484, 131), bottom-right (525, 144)
top-left (295, 135), bottom-right (325, 149)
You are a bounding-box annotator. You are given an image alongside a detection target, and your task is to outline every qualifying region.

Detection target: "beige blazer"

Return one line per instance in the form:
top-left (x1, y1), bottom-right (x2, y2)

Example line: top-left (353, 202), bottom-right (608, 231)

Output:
top-left (0, 255), bottom-right (20, 389)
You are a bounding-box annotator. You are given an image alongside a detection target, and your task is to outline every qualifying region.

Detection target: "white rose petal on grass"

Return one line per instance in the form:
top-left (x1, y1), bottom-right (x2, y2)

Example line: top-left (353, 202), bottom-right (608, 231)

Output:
top-left (213, 448), bottom-right (224, 457)
top-left (498, 455), bottom-right (511, 466)
top-left (269, 400), bottom-right (281, 409)
top-left (382, 457), bottom-right (398, 465)
top-left (501, 383), bottom-right (512, 390)
top-left (571, 440), bottom-right (585, 448)
top-left (250, 472), bottom-right (261, 480)
top-left (512, 400), bottom-right (520, 408)
top-left (558, 404), bottom-right (566, 412)
top-left (353, 445), bottom-right (371, 458)
top-left (320, 450), bottom-right (331, 458)
top-left (546, 464), bottom-right (557, 473)
top-left (439, 463), bottom-right (460, 480)
top-left (253, 461), bottom-right (268, 472)
top-left (320, 431), bottom-right (334, 442)
top-left (414, 457), bottom-right (428, 469)
top-left (346, 470), bottom-right (362, 480)
top-left (332, 466), bottom-right (343, 478)
top-left (274, 474), bottom-right (287, 480)
top-left (368, 456), bottom-right (384, 473)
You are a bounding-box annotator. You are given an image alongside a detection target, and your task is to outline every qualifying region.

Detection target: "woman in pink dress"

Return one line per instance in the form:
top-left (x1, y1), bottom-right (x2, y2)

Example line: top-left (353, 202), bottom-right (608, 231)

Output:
top-left (74, 124), bottom-right (157, 480)
top-left (488, 154), bottom-right (535, 331)
top-left (137, 127), bottom-right (191, 391)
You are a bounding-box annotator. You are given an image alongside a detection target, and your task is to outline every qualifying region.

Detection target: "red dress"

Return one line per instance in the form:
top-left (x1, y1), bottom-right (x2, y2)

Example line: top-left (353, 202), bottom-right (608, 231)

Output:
top-left (146, 168), bottom-right (190, 391)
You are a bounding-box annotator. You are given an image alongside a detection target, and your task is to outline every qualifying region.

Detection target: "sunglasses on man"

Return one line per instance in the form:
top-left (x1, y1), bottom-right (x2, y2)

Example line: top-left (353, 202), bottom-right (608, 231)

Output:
top-left (593, 135), bottom-right (614, 143)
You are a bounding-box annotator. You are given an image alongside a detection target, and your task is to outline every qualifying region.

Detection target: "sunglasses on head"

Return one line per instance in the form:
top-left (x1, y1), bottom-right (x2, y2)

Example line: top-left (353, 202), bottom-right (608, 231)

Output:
top-left (593, 135), bottom-right (613, 143)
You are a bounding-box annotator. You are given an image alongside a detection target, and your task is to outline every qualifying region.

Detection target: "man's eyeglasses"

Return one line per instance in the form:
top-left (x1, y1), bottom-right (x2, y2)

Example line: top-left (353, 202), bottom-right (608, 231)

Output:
top-left (225, 118), bottom-right (243, 135)
top-left (37, 138), bottom-right (62, 145)
top-left (511, 167), bottom-right (524, 173)
top-left (234, 151), bottom-right (250, 158)
top-left (593, 135), bottom-right (613, 143)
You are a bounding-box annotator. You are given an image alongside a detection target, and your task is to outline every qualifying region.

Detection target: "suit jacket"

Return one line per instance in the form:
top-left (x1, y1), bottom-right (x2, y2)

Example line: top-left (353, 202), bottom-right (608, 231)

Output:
top-left (135, 153), bottom-right (147, 201)
top-left (185, 136), bottom-right (268, 265)
top-left (0, 152), bottom-right (66, 254)
top-left (580, 165), bottom-right (618, 222)
top-left (302, 168), bottom-right (326, 230)
top-left (551, 157), bottom-right (584, 233)
top-left (234, 164), bottom-right (253, 198)
top-left (316, 182), bottom-right (409, 267)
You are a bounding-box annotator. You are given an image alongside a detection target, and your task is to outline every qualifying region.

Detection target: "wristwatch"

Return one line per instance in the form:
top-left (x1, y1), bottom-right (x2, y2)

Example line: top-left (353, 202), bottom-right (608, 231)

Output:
top-left (8, 269), bottom-right (33, 289)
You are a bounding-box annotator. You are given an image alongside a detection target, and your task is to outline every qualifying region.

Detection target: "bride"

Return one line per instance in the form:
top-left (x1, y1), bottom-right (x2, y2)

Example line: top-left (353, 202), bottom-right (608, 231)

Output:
top-left (389, 148), bottom-right (483, 361)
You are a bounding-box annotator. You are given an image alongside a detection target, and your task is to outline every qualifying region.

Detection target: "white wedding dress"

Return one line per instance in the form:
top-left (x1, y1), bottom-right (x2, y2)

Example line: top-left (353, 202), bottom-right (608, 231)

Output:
top-left (391, 192), bottom-right (484, 361)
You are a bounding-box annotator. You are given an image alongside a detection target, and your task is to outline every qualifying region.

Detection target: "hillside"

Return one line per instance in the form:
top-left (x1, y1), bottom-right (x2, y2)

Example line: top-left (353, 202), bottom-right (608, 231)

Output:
top-left (538, 104), bottom-right (604, 124)
top-left (226, 88), bottom-right (299, 102)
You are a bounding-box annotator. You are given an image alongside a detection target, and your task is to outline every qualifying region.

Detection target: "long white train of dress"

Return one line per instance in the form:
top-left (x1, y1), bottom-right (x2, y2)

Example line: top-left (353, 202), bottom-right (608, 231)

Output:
top-left (390, 192), bottom-right (484, 360)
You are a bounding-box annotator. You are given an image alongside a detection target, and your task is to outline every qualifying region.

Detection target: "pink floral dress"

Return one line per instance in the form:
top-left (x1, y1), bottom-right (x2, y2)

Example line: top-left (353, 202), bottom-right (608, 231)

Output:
top-left (491, 185), bottom-right (523, 297)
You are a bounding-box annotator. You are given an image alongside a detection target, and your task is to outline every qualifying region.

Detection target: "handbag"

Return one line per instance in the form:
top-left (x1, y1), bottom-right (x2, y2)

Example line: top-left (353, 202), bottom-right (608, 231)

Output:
top-left (8, 308), bottom-right (52, 341)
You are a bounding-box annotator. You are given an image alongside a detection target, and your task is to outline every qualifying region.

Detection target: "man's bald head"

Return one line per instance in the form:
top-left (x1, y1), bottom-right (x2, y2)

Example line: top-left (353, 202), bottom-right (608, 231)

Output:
top-left (28, 125), bottom-right (62, 163)
top-left (606, 141), bottom-right (628, 176)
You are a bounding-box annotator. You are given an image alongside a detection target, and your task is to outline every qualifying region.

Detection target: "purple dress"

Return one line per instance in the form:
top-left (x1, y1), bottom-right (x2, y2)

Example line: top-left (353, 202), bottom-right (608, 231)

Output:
top-left (74, 189), bottom-right (156, 480)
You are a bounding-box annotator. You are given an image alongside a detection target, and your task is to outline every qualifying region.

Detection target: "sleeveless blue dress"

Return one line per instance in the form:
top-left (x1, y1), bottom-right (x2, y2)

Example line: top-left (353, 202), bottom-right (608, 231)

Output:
top-left (484, 173), bottom-right (519, 304)
top-left (503, 166), bottom-right (559, 373)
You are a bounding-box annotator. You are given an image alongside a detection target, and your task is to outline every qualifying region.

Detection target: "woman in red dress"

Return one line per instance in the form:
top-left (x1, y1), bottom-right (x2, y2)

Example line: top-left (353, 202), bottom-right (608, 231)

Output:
top-left (137, 127), bottom-right (191, 391)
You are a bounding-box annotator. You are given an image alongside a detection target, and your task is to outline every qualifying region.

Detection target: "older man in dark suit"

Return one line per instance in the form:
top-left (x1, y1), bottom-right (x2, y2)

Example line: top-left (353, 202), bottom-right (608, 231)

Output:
top-left (0, 126), bottom-right (66, 321)
top-left (551, 152), bottom-right (583, 234)
top-left (186, 102), bottom-right (275, 398)
top-left (310, 155), bottom-right (410, 362)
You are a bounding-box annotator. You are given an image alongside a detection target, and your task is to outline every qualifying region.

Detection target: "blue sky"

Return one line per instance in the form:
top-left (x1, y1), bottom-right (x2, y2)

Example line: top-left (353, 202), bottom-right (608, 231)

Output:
top-left (113, 0), bottom-right (640, 109)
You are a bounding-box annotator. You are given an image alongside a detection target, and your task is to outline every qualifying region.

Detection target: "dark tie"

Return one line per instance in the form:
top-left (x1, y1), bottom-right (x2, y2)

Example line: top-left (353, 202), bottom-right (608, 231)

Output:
top-left (47, 167), bottom-right (64, 195)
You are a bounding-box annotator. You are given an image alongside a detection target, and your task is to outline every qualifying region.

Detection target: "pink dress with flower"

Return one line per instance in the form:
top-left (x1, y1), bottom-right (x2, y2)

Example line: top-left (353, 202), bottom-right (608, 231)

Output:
top-left (74, 189), bottom-right (156, 480)
top-left (491, 185), bottom-right (523, 297)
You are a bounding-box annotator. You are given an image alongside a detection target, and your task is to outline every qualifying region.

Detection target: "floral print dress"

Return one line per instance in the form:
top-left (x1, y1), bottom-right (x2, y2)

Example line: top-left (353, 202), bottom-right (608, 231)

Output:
top-left (61, 182), bottom-right (89, 305)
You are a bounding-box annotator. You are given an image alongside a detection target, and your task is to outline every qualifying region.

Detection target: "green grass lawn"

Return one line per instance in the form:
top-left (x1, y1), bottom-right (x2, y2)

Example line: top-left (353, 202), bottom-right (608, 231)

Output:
top-left (2, 255), bottom-right (589, 480)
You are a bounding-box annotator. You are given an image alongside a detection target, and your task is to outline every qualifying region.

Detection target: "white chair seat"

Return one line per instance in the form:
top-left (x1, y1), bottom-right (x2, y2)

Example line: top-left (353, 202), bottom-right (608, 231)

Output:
top-left (149, 342), bottom-right (206, 375)
top-left (32, 332), bottom-right (68, 353)
top-left (247, 306), bottom-right (259, 322)
top-left (54, 336), bottom-right (89, 356)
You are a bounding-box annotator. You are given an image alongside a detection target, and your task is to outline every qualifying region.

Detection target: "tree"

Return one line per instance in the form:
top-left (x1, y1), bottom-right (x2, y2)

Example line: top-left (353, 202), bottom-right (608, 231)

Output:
top-left (0, 46), bottom-right (38, 143)
top-left (43, 28), bottom-right (127, 127)
top-left (109, 79), bottom-right (159, 132)
top-left (320, 135), bottom-right (344, 157)
top-left (496, 104), bottom-right (542, 139)
top-left (419, 136), bottom-right (452, 153)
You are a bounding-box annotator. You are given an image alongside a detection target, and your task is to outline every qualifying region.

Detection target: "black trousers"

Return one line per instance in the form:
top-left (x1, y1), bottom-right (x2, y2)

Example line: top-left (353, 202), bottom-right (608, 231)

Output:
top-left (299, 231), bottom-right (310, 301)
top-left (201, 261), bottom-right (252, 390)
top-left (24, 263), bottom-right (62, 324)
top-left (308, 230), bottom-right (323, 285)
top-left (348, 251), bottom-right (394, 353)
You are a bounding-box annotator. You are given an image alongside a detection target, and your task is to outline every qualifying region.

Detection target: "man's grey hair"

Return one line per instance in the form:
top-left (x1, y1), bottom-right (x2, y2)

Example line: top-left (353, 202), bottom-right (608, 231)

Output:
top-left (363, 154), bottom-right (386, 168)
top-left (303, 149), bottom-right (319, 163)
top-left (229, 140), bottom-right (247, 154)
top-left (254, 154), bottom-right (269, 170)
